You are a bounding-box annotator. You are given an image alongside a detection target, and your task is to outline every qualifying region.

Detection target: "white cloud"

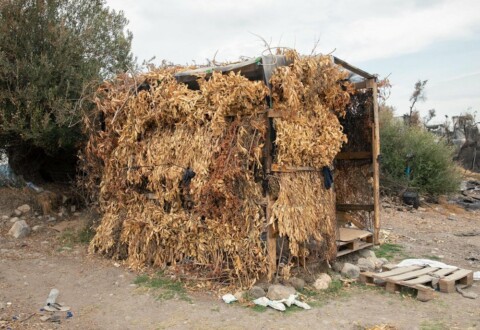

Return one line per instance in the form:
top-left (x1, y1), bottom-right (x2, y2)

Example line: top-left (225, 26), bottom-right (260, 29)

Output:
top-left (107, 0), bottom-right (480, 63)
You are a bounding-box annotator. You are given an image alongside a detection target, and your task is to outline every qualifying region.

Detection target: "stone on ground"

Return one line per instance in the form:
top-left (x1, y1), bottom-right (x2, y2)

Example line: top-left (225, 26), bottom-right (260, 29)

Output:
top-left (332, 261), bottom-right (344, 273)
top-left (17, 204), bottom-right (31, 214)
top-left (248, 286), bottom-right (266, 299)
top-left (341, 263), bottom-right (360, 279)
top-left (313, 273), bottom-right (332, 290)
top-left (8, 220), bottom-right (31, 239)
top-left (358, 249), bottom-right (376, 259)
top-left (357, 258), bottom-right (376, 272)
top-left (288, 277), bottom-right (305, 290)
top-left (367, 256), bottom-right (384, 270)
top-left (10, 217), bottom-right (19, 223)
top-left (266, 284), bottom-right (296, 300)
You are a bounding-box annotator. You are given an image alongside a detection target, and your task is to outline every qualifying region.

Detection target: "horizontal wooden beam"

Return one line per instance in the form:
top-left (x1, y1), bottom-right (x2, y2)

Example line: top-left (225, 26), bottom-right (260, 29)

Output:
top-left (333, 56), bottom-right (375, 80)
top-left (336, 204), bottom-right (374, 212)
top-left (336, 151), bottom-right (372, 160)
top-left (271, 164), bottom-right (322, 173)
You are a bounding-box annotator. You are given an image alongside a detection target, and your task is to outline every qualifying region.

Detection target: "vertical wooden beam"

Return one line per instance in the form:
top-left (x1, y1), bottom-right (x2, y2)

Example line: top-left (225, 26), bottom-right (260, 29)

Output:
top-left (368, 78), bottom-right (381, 245)
top-left (265, 114), bottom-right (277, 280)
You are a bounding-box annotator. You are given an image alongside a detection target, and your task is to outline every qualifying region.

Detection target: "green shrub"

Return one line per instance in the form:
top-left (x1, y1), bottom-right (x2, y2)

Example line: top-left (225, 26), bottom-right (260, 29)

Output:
top-left (379, 110), bottom-right (461, 195)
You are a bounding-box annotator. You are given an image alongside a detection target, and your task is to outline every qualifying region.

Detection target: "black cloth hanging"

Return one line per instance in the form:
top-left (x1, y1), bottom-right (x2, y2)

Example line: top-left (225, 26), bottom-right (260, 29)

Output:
top-left (322, 166), bottom-right (333, 190)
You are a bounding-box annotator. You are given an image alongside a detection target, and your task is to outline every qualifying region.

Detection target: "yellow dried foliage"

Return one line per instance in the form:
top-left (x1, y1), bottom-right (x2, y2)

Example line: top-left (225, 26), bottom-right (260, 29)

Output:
top-left (82, 51), bottom-right (353, 286)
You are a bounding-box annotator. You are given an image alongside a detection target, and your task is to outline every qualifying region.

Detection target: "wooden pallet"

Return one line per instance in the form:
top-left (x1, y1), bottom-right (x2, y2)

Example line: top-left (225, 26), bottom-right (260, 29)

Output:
top-left (359, 266), bottom-right (474, 301)
top-left (336, 228), bottom-right (374, 257)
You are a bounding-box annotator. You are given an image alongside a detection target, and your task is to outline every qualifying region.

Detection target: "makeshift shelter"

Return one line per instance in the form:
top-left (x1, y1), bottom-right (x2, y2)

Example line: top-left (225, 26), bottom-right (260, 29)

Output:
top-left (82, 50), bottom-right (380, 286)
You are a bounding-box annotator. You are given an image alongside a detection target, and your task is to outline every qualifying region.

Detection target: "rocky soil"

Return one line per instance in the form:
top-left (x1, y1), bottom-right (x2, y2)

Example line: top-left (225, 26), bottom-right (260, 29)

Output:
top-left (0, 187), bottom-right (479, 330)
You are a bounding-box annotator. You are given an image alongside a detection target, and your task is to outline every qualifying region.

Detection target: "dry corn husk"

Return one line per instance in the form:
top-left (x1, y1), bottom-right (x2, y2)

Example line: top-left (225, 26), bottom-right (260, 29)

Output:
top-left (81, 51), bottom-right (353, 286)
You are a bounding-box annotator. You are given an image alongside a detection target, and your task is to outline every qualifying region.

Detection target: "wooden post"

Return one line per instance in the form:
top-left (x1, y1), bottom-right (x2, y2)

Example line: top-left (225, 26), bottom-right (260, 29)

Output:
top-left (368, 78), bottom-right (381, 245)
top-left (265, 113), bottom-right (277, 280)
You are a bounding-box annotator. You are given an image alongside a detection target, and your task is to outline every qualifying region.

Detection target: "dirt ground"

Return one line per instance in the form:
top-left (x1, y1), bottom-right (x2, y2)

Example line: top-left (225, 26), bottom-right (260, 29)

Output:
top-left (0, 187), bottom-right (479, 330)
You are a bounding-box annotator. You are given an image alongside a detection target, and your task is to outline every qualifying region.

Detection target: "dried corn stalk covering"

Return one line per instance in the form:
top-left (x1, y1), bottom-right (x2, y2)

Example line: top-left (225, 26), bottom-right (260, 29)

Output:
top-left (81, 51), bottom-right (356, 286)
top-left (84, 69), bottom-right (269, 286)
top-left (268, 51), bottom-right (352, 262)
top-left (271, 172), bottom-right (337, 260)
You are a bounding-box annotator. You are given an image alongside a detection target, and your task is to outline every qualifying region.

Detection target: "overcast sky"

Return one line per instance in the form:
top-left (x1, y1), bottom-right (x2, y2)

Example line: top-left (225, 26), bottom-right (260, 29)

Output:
top-left (106, 0), bottom-right (480, 123)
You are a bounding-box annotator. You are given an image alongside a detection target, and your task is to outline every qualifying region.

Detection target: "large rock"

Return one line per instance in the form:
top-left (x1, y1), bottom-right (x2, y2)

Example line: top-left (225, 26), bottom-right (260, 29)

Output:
top-left (332, 261), bottom-right (344, 273)
top-left (341, 263), bottom-right (360, 279)
top-left (358, 249), bottom-right (376, 259)
top-left (367, 257), bottom-right (384, 270)
top-left (8, 220), bottom-right (31, 239)
top-left (313, 273), bottom-right (332, 291)
top-left (266, 284), bottom-right (296, 300)
top-left (10, 217), bottom-right (20, 223)
top-left (357, 258), bottom-right (375, 272)
top-left (248, 286), bottom-right (266, 299)
top-left (16, 204), bottom-right (31, 214)
top-left (288, 277), bottom-right (305, 291)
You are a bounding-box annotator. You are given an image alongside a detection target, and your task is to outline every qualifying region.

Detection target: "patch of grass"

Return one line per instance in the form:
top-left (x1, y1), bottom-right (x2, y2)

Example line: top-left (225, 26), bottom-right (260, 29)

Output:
top-left (133, 272), bottom-right (191, 302)
top-left (210, 306), bottom-right (220, 312)
top-left (251, 304), bottom-right (267, 313)
top-left (325, 279), bottom-right (343, 294)
top-left (58, 226), bottom-right (95, 247)
top-left (420, 320), bottom-right (448, 330)
top-left (375, 243), bottom-right (404, 260)
top-left (78, 226), bottom-right (95, 243)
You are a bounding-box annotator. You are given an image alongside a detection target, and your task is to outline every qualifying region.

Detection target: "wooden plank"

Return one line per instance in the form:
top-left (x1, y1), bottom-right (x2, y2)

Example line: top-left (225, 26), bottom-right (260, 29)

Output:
top-left (270, 164), bottom-right (321, 173)
top-left (336, 204), bottom-right (374, 212)
top-left (368, 78), bottom-right (381, 245)
top-left (440, 269), bottom-right (472, 282)
top-left (432, 268), bottom-right (458, 277)
top-left (264, 107), bottom-right (276, 280)
top-left (338, 228), bottom-right (372, 241)
top-left (333, 56), bottom-right (375, 79)
top-left (373, 266), bottom-right (422, 279)
top-left (401, 275), bottom-right (434, 285)
top-left (336, 151), bottom-right (372, 160)
top-left (387, 267), bottom-right (439, 282)
top-left (336, 242), bottom-right (373, 257)
top-left (439, 269), bottom-right (473, 293)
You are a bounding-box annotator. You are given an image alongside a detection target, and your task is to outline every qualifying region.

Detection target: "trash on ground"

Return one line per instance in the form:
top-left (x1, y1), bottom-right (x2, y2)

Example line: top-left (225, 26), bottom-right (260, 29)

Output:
top-left (395, 259), bottom-right (457, 269)
top-left (252, 294), bottom-right (311, 312)
top-left (221, 294), bottom-right (237, 304)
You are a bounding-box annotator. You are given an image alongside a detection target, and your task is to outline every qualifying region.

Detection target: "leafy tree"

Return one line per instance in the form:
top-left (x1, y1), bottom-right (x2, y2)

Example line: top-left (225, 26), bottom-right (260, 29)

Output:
top-left (380, 108), bottom-right (461, 196)
top-left (0, 0), bottom-right (133, 180)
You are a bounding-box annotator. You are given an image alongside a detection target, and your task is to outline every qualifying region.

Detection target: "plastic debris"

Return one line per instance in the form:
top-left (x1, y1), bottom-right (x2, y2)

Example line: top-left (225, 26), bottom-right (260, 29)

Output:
top-left (66, 311), bottom-right (73, 319)
top-left (293, 300), bottom-right (311, 310)
top-left (252, 297), bottom-right (269, 307)
top-left (46, 288), bottom-right (59, 306)
top-left (253, 294), bottom-right (310, 311)
top-left (395, 259), bottom-right (457, 269)
top-left (221, 294), bottom-right (237, 304)
top-left (267, 300), bottom-right (286, 311)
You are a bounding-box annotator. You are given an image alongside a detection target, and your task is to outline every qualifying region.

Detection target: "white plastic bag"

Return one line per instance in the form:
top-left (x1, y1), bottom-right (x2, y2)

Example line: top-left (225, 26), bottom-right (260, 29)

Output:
top-left (222, 293), bottom-right (237, 304)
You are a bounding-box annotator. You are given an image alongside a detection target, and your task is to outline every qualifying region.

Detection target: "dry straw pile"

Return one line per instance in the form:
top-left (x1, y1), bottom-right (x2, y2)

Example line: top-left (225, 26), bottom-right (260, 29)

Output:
top-left (82, 51), bottom-right (352, 286)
